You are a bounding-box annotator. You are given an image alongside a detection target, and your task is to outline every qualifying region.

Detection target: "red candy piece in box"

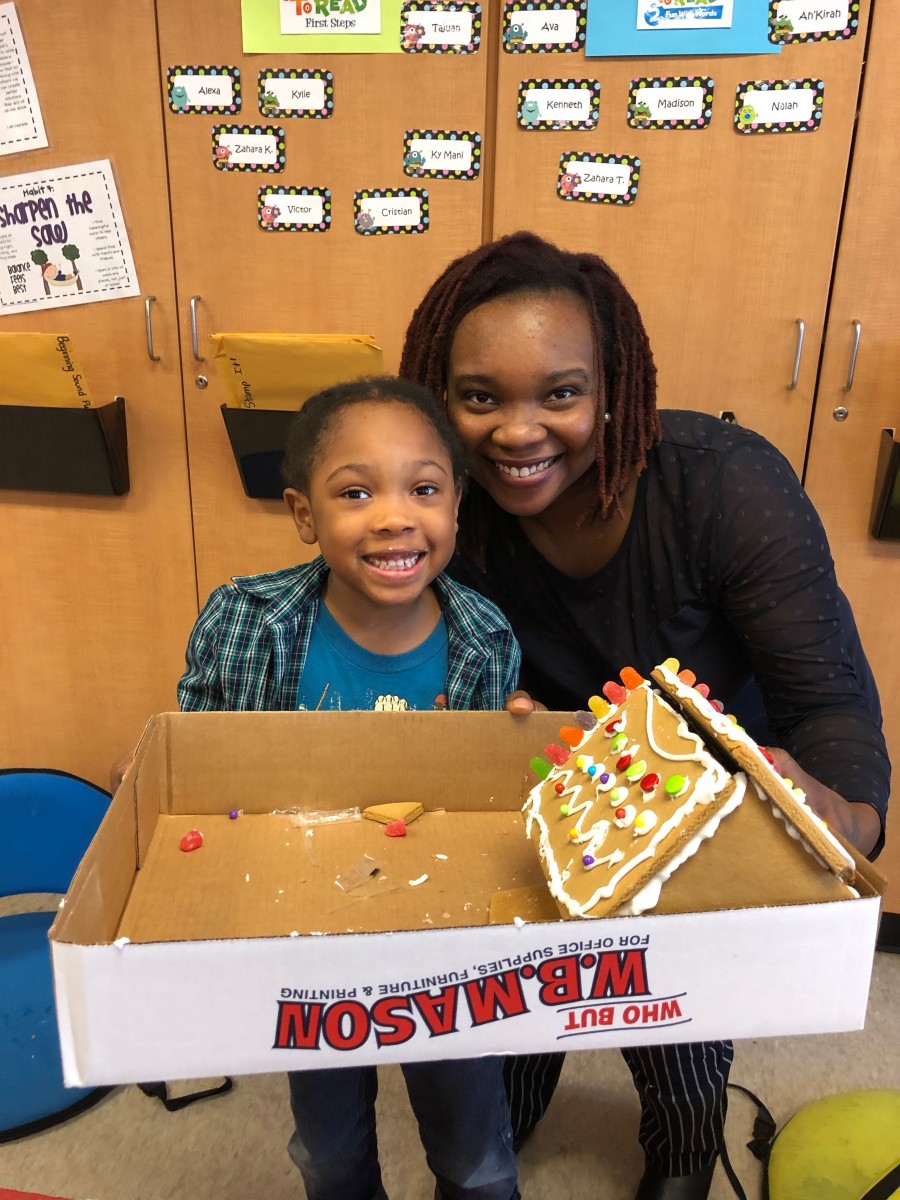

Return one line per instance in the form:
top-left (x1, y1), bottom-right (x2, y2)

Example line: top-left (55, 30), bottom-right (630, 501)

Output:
top-left (544, 744), bottom-right (570, 767)
top-left (385, 820), bottom-right (407, 838)
top-left (179, 829), bottom-right (203, 853)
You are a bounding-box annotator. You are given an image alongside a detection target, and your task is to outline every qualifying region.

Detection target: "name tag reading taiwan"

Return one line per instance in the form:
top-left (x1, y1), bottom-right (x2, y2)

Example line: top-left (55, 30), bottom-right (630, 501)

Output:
top-left (400, 3), bottom-right (482, 53)
top-left (354, 189), bottom-right (429, 235)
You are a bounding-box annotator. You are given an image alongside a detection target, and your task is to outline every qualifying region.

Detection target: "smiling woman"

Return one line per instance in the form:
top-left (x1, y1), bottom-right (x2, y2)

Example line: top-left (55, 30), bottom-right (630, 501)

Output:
top-left (400, 231), bottom-right (890, 1200)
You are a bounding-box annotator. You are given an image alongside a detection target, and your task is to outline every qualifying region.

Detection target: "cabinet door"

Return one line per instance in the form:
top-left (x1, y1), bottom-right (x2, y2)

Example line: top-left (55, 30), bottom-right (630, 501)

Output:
top-left (0, 1), bottom-right (198, 784)
top-left (154, 4), bottom-right (494, 600)
top-left (805, 0), bottom-right (900, 912)
top-left (490, 13), bottom-right (870, 474)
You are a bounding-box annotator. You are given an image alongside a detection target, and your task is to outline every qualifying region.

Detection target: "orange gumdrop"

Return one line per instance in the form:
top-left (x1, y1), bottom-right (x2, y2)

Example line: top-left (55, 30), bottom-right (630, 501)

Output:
top-left (619, 666), bottom-right (644, 691)
top-left (559, 725), bottom-right (583, 748)
top-left (677, 668), bottom-right (697, 686)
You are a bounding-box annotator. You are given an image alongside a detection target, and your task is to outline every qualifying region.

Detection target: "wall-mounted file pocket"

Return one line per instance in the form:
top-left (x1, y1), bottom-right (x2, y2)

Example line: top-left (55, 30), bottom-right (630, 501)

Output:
top-left (220, 405), bottom-right (294, 500)
top-left (871, 428), bottom-right (900, 541)
top-left (0, 397), bottom-right (129, 496)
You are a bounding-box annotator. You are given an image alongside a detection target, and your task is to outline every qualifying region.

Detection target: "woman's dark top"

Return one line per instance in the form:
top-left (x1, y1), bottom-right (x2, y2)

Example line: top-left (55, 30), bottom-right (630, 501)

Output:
top-left (450, 410), bottom-right (890, 858)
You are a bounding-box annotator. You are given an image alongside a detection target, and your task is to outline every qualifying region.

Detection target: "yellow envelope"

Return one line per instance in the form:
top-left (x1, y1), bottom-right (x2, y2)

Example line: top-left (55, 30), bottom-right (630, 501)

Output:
top-left (210, 333), bottom-right (383, 410)
top-left (0, 332), bottom-right (94, 407)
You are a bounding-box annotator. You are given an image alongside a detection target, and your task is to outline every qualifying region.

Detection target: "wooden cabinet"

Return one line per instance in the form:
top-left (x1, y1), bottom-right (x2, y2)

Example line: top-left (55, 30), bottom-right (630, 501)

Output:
top-left (0, 1), bottom-right (198, 785)
top-left (154, 2), bottom-right (497, 599)
top-left (805, 0), bottom-right (900, 912)
top-left (490, 20), bottom-right (870, 475)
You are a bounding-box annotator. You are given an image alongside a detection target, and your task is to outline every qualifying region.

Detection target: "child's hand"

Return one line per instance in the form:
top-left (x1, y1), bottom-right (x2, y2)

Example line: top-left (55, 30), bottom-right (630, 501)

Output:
top-left (504, 690), bottom-right (547, 715)
top-left (109, 746), bottom-right (136, 793)
top-left (765, 746), bottom-right (880, 857)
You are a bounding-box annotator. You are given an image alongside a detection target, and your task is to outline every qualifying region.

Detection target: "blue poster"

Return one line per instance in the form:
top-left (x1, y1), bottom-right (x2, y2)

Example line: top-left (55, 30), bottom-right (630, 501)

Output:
top-left (586, 1), bottom-right (780, 57)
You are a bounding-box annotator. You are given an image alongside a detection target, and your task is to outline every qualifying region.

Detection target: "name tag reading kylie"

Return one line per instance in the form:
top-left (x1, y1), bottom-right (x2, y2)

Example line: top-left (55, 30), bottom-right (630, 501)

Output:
top-left (354, 189), bottom-right (429, 234)
top-left (258, 69), bottom-right (334, 118)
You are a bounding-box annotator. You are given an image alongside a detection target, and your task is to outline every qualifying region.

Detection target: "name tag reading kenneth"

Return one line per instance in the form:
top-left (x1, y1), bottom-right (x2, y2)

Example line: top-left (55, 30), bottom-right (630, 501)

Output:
top-left (213, 126), bottom-right (286, 171)
top-left (557, 153), bottom-right (640, 206)
top-left (354, 189), bottom-right (429, 234)
top-left (518, 79), bottom-right (600, 131)
top-left (167, 66), bottom-right (241, 115)
top-left (735, 79), bottom-right (825, 134)
top-left (259, 70), bottom-right (333, 118)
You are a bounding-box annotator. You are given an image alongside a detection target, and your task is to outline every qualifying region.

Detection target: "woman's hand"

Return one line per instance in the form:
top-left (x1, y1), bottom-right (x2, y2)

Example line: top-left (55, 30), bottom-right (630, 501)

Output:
top-left (109, 746), bottom-right (136, 793)
top-left (504, 689), bottom-right (547, 715)
top-left (765, 747), bottom-right (880, 857)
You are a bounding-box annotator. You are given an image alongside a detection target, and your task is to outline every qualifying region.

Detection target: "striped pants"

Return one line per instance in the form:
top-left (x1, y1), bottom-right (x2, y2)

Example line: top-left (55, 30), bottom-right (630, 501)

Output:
top-left (504, 1040), bottom-right (734, 1174)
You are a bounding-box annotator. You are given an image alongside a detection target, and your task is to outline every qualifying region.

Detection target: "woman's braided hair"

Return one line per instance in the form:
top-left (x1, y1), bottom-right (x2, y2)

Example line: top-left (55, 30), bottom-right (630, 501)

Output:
top-left (399, 231), bottom-right (661, 538)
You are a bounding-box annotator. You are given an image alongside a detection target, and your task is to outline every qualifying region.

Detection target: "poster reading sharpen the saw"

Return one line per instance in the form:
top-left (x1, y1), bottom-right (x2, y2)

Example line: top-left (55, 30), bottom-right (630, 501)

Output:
top-left (0, 159), bottom-right (139, 312)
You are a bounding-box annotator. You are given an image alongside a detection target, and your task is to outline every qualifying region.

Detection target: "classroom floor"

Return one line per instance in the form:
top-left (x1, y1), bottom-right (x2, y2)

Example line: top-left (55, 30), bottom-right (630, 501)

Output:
top-left (1, 950), bottom-right (897, 1200)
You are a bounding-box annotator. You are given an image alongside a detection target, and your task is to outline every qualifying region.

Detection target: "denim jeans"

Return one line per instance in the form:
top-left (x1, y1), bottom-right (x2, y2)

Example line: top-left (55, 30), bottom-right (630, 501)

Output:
top-left (287, 1057), bottom-right (520, 1200)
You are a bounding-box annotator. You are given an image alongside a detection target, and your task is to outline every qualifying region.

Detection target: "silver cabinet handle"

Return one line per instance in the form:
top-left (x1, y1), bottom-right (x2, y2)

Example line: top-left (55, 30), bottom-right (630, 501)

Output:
top-left (190, 295), bottom-right (205, 362)
top-left (843, 320), bottom-right (862, 392)
top-left (145, 295), bottom-right (160, 362)
top-left (788, 318), bottom-right (805, 391)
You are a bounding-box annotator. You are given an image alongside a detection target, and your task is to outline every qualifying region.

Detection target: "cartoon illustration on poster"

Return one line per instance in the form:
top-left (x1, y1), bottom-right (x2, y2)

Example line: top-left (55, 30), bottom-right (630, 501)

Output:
top-left (637, 0), bottom-right (733, 30)
top-left (0, 160), bottom-right (139, 312)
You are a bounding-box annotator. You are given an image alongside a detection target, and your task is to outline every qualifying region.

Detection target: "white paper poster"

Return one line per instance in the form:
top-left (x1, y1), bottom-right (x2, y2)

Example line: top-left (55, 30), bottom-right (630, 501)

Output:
top-left (0, 3), bottom-right (47, 156)
top-left (638, 0), bottom-right (733, 30)
top-left (0, 160), bottom-right (139, 312)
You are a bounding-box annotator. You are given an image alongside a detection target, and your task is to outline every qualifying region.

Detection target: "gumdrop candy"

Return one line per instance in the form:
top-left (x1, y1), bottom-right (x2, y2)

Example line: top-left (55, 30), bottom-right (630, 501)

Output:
top-left (695, 683), bottom-right (710, 698)
top-left (559, 725), bottom-right (583, 748)
top-left (573, 710), bottom-right (599, 731)
top-left (660, 656), bottom-right (680, 673)
top-left (530, 756), bottom-right (552, 780)
top-left (385, 820), bottom-right (407, 838)
top-left (677, 668), bottom-right (697, 686)
top-left (587, 695), bottom-right (610, 718)
top-left (179, 829), bottom-right (203, 853)
top-left (545, 744), bottom-right (569, 767)
top-left (619, 666), bottom-right (644, 691)
top-left (602, 681), bottom-right (627, 705)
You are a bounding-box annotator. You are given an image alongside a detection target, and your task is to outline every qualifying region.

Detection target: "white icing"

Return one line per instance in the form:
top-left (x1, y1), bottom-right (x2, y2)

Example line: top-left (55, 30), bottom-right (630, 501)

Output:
top-left (614, 804), bottom-right (636, 829)
top-left (633, 810), bottom-right (658, 836)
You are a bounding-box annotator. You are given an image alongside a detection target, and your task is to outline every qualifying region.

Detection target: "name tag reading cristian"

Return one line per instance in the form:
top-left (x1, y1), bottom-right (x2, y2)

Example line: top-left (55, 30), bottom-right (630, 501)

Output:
top-left (354, 189), bottom-right (429, 234)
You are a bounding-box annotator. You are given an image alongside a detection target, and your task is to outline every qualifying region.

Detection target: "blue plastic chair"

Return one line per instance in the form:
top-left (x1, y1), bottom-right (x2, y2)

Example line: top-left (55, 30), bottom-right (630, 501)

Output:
top-left (0, 767), bottom-right (113, 1141)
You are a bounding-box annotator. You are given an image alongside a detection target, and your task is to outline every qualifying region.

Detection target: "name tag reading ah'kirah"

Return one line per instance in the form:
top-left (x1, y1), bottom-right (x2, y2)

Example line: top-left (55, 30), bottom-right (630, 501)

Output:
top-left (354, 189), bottom-right (429, 235)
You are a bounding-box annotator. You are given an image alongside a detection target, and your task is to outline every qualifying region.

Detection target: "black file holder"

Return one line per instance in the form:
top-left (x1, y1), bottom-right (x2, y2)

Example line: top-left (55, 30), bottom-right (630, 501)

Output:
top-left (0, 397), bottom-right (129, 496)
top-left (220, 405), bottom-right (294, 499)
top-left (871, 428), bottom-right (900, 542)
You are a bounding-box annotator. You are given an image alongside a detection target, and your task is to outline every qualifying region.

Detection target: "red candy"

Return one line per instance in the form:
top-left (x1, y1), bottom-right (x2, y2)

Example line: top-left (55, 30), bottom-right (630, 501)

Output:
top-left (554, 782), bottom-right (566, 795)
top-left (179, 829), bottom-right (203, 853)
top-left (385, 820), bottom-right (407, 838)
top-left (615, 807), bottom-right (626, 820)
top-left (616, 753), bottom-right (633, 771)
top-left (544, 743), bottom-right (569, 767)
top-left (602, 681), bottom-right (627, 705)
top-left (640, 773), bottom-right (661, 792)
top-left (695, 683), bottom-right (710, 698)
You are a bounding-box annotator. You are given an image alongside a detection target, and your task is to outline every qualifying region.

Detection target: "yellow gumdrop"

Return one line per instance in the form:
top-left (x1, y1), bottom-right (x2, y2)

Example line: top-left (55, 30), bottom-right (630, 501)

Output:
top-left (661, 656), bottom-right (680, 673)
top-left (588, 695), bottom-right (609, 718)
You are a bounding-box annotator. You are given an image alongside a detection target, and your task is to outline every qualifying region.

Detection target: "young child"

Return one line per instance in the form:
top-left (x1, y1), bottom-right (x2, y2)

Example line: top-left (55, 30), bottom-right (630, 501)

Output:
top-left (178, 376), bottom-right (521, 1200)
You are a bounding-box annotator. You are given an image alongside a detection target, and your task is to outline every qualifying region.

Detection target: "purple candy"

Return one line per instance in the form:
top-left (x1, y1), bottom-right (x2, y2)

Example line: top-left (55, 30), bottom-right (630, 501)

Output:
top-left (600, 772), bottom-right (611, 784)
top-left (582, 854), bottom-right (595, 867)
top-left (573, 710), bottom-right (598, 731)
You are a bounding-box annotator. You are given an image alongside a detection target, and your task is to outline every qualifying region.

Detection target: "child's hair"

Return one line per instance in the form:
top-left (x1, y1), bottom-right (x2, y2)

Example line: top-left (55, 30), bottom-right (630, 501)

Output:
top-left (281, 375), bottom-right (469, 493)
top-left (399, 230), bottom-right (662, 522)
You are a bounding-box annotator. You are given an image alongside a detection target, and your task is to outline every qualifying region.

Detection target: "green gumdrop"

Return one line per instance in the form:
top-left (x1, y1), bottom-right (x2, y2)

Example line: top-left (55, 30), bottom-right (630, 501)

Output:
top-left (530, 756), bottom-right (552, 780)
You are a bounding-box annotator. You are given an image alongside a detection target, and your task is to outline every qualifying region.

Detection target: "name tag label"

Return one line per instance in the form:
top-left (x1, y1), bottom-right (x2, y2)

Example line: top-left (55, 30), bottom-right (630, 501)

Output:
top-left (502, 2), bottom-right (587, 52)
top-left (628, 77), bottom-right (714, 130)
top-left (213, 126), bottom-right (286, 171)
top-left (258, 187), bottom-right (331, 233)
top-left (258, 70), bottom-right (334, 119)
top-left (354, 189), bottom-right (430, 234)
top-left (403, 130), bottom-right (482, 179)
top-left (768, 0), bottom-right (859, 42)
top-left (517, 78), bottom-right (601, 131)
top-left (557, 153), bottom-right (640, 205)
top-left (167, 66), bottom-right (241, 115)
top-left (401, 4), bottom-right (481, 52)
top-left (735, 79), bottom-right (825, 133)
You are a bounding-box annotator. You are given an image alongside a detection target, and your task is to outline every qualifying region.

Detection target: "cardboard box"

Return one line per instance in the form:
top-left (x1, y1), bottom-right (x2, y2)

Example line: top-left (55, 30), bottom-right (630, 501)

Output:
top-left (51, 711), bottom-right (885, 1087)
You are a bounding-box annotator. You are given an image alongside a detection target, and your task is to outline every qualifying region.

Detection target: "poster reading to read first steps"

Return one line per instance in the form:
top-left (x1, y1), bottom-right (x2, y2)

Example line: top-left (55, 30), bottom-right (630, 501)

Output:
top-left (0, 160), bottom-right (139, 312)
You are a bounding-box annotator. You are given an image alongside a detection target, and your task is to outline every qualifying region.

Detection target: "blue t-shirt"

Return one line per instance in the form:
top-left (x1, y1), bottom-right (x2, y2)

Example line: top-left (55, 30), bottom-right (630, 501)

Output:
top-left (296, 602), bottom-right (449, 712)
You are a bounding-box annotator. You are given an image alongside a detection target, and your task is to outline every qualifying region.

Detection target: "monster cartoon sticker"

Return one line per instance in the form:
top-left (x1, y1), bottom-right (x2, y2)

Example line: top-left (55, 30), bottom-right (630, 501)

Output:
top-left (737, 102), bottom-right (758, 127)
top-left (171, 85), bottom-right (189, 112)
top-left (771, 16), bottom-right (794, 41)
top-left (401, 22), bottom-right (425, 50)
top-left (260, 204), bottom-right (280, 228)
top-left (403, 149), bottom-right (427, 176)
top-left (630, 100), bottom-right (653, 127)
top-left (356, 211), bottom-right (375, 231)
top-left (520, 97), bottom-right (541, 126)
top-left (214, 143), bottom-right (232, 162)
top-left (260, 91), bottom-right (279, 117)
top-left (504, 22), bottom-right (526, 47)
top-left (559, 172), bottom-right (581, 197)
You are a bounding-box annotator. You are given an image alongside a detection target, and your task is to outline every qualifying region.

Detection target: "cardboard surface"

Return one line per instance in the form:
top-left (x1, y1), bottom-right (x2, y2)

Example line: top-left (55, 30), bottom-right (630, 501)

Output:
top-left (50, 711), bottom-right (885, 1087)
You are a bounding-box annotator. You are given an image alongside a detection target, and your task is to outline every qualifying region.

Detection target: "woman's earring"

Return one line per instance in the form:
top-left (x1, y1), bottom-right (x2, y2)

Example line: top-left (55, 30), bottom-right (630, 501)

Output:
top-left (604, 411), bottom-right (611, 424)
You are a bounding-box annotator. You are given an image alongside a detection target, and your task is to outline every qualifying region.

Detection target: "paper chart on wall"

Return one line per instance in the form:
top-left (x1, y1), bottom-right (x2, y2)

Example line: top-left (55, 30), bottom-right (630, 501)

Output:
top-left (0, 3), bottom-right (48, 156)
top-left (0, 160), bottom-right (139, 313)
